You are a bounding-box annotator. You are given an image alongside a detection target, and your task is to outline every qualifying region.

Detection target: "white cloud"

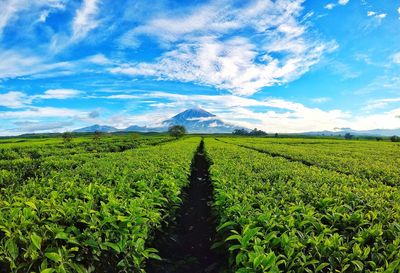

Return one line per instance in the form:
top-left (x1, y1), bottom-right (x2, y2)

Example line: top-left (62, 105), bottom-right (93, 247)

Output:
top-left (0, 0), bottom-right (65, 38)
top-left (0, 50), bottom-right (110, 80)
top-left (12, 121), bottom-right (73, 132)
top-left (126, 91), bottom-right (400, 132)
top-left (376, 13), bottom-right (387, 19)
top-left (113, 0), bottom-right (337, 96)
top-left (3, 88), bottom-right (399, 134)
top-left (0, 91), bottom-right (31, 108)
top-left (1, 107), bottom-right (87, 119)
top-left (311, 97), bottom-right (331, 103)
top-left (39, 89), bottom-right (81, 99)
top-left (124, 91), bottom-right (350, 132)
top-left (106, 94), bottom-right (140, 99)
top-left (354, 75), bottom-right (400, 95)
top-left (38, 10), bottom-right (50, 23)
top-left (325, 0), bottom-right (348, 10)
top-left (0, 89), bottom-right (81, 109)
top-left (111, 37), bottom-right (336, 96)
top-left (324, 3), bottom-right (336, 10)
top-left (86, 54), bottom-right (111, 65)
top-left (351, 108), bottom-right (400, 130)
top-left (391, 52), bottom-right (400, 64)
top-left (49, 0), bottom-right (101, 52)
top-left (72, 0), bottom-right (100, 41)
top-left (363, 98), bottom-right (400, 111)
top-left (367, 11), bottom-right (387, 19)
top-left (329, 61), bottom-right (360, 79)
top-left (0, 50), bottom-right (73, 79)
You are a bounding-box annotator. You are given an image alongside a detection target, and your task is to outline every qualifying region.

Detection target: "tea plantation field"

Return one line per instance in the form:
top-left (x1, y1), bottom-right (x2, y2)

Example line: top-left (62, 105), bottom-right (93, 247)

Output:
top-left (0, 135), bottom-right (399, 272)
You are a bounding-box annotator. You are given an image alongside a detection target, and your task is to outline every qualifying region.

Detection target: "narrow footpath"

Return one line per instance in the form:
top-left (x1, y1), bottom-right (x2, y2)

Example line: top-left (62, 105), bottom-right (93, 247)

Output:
top-left (146, 140), bottom-right (225, 273)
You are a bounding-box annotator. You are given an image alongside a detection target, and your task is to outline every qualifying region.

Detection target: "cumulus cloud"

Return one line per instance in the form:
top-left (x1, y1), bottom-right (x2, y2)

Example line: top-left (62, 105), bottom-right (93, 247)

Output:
top-left (39, 89), bottom-right (81, 99)
top-left (0, 91), bottom-right (31, 108)
top-left (351, 108), bottom-right (400, 130)
top-left (338, 0), bottom-right (350, 5)
top-left (120, 91), bottom-right (399, 132)
top-left (125, 91), bottom-right (350, 132)
top-left (112, 0), bottom-right (337, 96)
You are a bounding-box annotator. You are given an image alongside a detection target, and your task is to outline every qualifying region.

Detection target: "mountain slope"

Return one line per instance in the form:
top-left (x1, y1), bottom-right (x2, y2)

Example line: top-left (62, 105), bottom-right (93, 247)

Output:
top-left (162, 108), bottom-right (239, 133)
top-left (73, 124), bottom-right (118, 133)
top-left (124, 125), bottom-right (165, 132)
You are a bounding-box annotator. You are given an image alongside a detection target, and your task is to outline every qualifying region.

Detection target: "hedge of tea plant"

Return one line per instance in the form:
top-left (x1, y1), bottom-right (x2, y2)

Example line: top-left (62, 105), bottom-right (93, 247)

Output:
top-left (0, 135), bottom-right (173, 189)
top-left (0, 137), bottom-right (199, 272)
top-left (221, 137), bottom-right (400, 186)
top-left (205, 138), bottom-right (400, 273)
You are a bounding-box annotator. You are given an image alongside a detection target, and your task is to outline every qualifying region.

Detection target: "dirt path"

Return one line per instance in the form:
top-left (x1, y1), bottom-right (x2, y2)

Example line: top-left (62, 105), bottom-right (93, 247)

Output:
top-left (146, 140), bottom-right (226, 273)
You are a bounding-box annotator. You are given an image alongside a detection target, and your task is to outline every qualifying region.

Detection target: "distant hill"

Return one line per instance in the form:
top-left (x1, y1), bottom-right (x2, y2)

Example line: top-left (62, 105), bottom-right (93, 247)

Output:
top-left (124, 125), bottom-right (164, 132)
top-left (73, 108), bottom-right (242, 134)
top-left (73, 124), bottom-right (118, 133)
top-left (304, 128), bottom-right (400, 137)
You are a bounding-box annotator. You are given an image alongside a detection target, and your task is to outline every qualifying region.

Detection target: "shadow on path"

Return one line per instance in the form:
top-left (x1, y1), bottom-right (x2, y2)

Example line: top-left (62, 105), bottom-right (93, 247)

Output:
top-left (146, 139), bottom-right (226, 273)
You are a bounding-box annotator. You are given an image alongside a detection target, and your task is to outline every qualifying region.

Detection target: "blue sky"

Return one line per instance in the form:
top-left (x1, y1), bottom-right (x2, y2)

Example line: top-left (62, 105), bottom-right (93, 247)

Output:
top-left (0, 0), bottom-right (399, 135)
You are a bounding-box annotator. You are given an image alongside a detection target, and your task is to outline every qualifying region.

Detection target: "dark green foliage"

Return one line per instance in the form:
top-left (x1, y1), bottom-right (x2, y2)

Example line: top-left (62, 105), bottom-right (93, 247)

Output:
top-left (232, 129), bottom-right (249, 135)
top-left (344, 133), bottom-right (353, 140)
top-left (168, 125), bottom-right (187, 138)
top-left (233, 128), bottom-right (267, 136)
top-left (390, 135), bottom-right (400, 142)
top-left (93, 130), bottom-right (102, 141)
top-left (249, 128), bottom-right (267, 136)
top-left (62, 132), bottom-right (73, 144)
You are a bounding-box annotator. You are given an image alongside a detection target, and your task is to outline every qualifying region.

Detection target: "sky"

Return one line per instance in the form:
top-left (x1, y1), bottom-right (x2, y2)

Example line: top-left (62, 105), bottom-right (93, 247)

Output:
top-left (0, 0), bottom-right (400, 135)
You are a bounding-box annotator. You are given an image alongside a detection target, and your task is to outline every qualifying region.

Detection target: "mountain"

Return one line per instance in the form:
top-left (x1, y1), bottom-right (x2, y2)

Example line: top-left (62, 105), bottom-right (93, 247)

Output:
top-left (124, 125), bottom-right (164, 132)
top-left (162, 108), bottom-right (239, 133)
top-left (73, 124), bottom-right (118, 133)
top-left (73, 108), bottom-right (242, 134)
top-left (351, 129), bottom-right (400, 136)
top-left (304, 128), bottom-right (400, 137)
